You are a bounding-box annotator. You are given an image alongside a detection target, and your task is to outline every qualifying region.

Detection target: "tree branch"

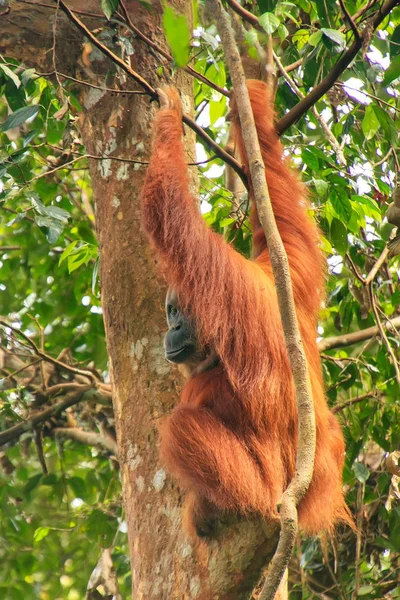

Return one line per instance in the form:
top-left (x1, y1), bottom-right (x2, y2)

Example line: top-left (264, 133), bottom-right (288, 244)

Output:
top-left (0, 320), bottom-right (97, 383)
top-left (209, 2), bottom-right (316, 598)
top-left (273, 51), bottom-right (346, 165)
top-left (339, 0), bottom-right (361, 41)
top-left (0, 386), bottom-right (97, 447)
top-left (317, 315), bottom-right (400, 352)
top-left (225, 0), bottom-right (259, 28)
top-left (332, 391), bottom-right (380, 414)
top-left (51, 0), bottom-right (246, 185)
top-left (275, 0), bottom-right (399, 134)
top-left (54, 426), bottom-right (118, 454)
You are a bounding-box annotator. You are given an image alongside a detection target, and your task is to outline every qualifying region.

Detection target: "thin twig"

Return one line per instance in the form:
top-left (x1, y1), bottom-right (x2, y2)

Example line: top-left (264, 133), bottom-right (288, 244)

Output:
top-left (39, 70), bottom-right (147, 94)
top-left (338, 82), bottom-right (400, 113)
top-left (364, 247), bottom-right (389, 285)
top-left (225, 0), bottom-right (396, 133)
top-left (34, 427), bottom-right (48, 474)
top-left (339, 0), bottom-right (361, 40)
top-left (332, 391), bottom-right (379, 414)
top-left (0, 321), bottom-right (97, 383)
top-left (0, 358), bottom-right (42, 382)
top-left (273, 51), bottom-right (346, 165)
top-left (346, 253), bottom-right (365, 284)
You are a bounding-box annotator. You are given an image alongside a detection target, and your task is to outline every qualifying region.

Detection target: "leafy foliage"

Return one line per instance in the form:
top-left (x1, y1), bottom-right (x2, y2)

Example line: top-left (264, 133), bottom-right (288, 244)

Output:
top-left (1, 0), bottom-right (400, 598)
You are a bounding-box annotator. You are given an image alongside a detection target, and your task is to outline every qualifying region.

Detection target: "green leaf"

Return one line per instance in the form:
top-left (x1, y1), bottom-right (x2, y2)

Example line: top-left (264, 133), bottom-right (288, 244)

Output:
top-left (30, 193), bottom-right (70, 224)
top-left (67, 244), bottom-right (95, 273)
top-left (92, 256), bottom-right (100, 294)
top-left (101, 0), bottom-right (119, 20)
top-left (45, 206), bottom-right (70, 223)
top-left (35, 215), bottom-right (64, 244)
top-left (308, 30), bottom-right (322, 47)
top-left (197, 30), bottom-right (218, 51)
top-left (319, 235), bottom-right (333, 253)
top-left (245, 29), bottom-right (258, 47)
top-left (313, 178), bottom-right (329, 197)
top-left (321, 28), bottom-right (346, 50)
top-left (21, 68), bottom-right (37, 86)
top-left (68, 476), bottom-right (86, 498)
top-left (29, 192), bottom-right (47, 215)
top-left (292, 28), bottom-right (309, 50)
top-left (219, 217), bottom-right (235, 228)
top-left (383, 55), bottom-right (400, 86)
top-left (358, 586), bottom-right (374, 596)
top-left (330, 218), bottom-right (348, 253)
top-left (277, 24), bottom-right (289, 42)
top-left (374, 105), bottom-right (398, 145)
top-left (59, 241), bottom-right (78, 265)
top-left (1, 105), bottom-right (39, 132)
top-left (353, 462), bottom-right (370, 483)
top-left (258, 0), bottom-right (277, 10)
top-left (0, 64), bottom-right (21, 88)
top-left (163, 4), bottom-right (190, 67)
top-left (332, 190), bottom-right (352, 223)
top-left (390, 25), bottom-right (400, 58)
top-left (33, 527), bottom-right (50, 542)
top-left (302, 148), bottom-right (319, 171)
top-left (258, 12), bottom-right (280, 35)
top-left (361, 105), bottom-right (380, 140)
top-left (23, 473), bottom-right (43, 494)
top-left (351, 195), bottom-right (381, 221)
top-left (209, 96), bottom-right (226, 124)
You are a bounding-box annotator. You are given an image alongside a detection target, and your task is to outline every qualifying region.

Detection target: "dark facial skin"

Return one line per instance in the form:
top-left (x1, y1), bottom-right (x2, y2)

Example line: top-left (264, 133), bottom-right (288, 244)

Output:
top-left (164, 288), bottom-right (197, 364)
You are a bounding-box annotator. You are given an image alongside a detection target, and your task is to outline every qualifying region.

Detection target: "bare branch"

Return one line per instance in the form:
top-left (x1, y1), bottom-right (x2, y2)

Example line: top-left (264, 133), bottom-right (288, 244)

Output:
top-left (225, 0), bottom-right (259, 28)
top-left (209, 2), bottom-right (316, 597)
top-left (275, 0), bottom-right (399, 134)
top-left (364, 247), bottom-right (390, 285)
top-left (318, 315), bottom-right (400, 352)
top-left (0, 386), bottom-right (96, 447)
top-left (54, 427), bottom-right (118, 454)
top-left (0, 321), bottom-right (97, 383)
top-left (332, 391), bottom-right (380, 414)
top-left (339, 0), bottom-right (361, 40)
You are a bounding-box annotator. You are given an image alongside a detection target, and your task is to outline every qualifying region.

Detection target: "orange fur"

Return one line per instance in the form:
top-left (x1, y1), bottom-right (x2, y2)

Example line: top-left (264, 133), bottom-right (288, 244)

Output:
top-left (141, 80), bottom-right (353, 535)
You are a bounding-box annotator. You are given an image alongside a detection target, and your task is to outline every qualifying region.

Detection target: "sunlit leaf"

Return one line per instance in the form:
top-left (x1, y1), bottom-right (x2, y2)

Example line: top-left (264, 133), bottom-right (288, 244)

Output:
top-left (0, 64), bottom-right (21, 88)
top-left (258, 12), bottom-right (280, 35)
top-left (163, 4), bottom-right (190, 66)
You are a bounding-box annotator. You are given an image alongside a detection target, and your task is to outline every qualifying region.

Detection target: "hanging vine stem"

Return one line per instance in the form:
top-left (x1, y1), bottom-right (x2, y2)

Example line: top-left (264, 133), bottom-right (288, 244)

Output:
top-left (208, 1), bottom-right (316, 598)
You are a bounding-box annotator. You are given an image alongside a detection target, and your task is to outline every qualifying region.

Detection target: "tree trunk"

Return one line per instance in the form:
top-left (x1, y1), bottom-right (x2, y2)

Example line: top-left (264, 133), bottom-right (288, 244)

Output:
top-left (1, 2), bottom-right (279, 597)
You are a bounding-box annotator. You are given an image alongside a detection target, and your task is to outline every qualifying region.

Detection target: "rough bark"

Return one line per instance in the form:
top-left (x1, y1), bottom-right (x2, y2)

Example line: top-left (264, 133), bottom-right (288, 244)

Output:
top-left (1, 1), bottom-right (279, 597)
